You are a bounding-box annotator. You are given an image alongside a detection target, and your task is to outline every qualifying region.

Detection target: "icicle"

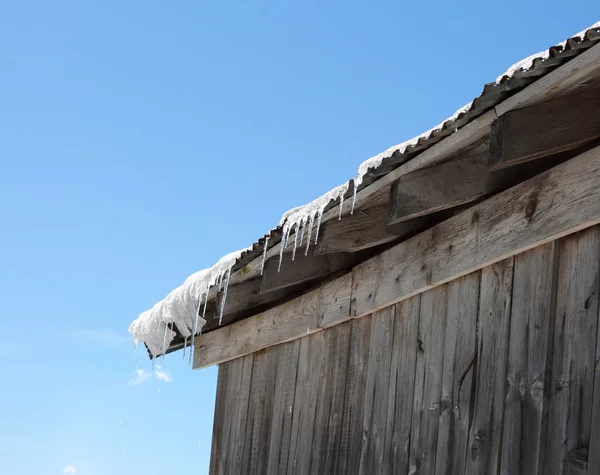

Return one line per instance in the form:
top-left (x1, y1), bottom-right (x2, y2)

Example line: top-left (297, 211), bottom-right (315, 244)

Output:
top-left (338, 193), bottom-right (345, 220)
top-left (351, 184), bottom-right (358, 214)
top-left (182, 336), bottom-right (188, 360)
top-left (189, 292), bottom-right (203, 365)
top-left (219, 268), bottom-right (232, 326)
top-left (161, 324), bottom-right (169, 363)
top-left (314, 211), bottom-right (323, 244)
top-left (292, 224), bottom-right (299, 261)
top-left (298, 218), bottom-right (306, 247)
top-left (278, 227), bottom-right (290, 272)
top-left (305, 213), bottom-right (315, 256)
top-left (260, 237), bottom-right (270, 276)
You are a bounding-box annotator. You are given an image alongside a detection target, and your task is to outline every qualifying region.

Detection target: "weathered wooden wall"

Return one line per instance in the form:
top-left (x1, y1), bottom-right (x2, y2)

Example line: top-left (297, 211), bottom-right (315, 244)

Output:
top-left (209, 225), bottom-right (600, 475)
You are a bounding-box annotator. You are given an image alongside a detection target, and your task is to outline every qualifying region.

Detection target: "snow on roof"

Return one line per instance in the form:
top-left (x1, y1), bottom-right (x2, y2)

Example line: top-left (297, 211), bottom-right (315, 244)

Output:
top-left (129, 21), bottom-right (600, 359)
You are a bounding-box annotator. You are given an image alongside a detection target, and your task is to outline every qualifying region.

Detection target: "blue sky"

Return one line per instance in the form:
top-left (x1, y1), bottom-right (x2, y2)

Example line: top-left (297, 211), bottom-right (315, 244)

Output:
top-left (1, 2), bottom-right (598, 474)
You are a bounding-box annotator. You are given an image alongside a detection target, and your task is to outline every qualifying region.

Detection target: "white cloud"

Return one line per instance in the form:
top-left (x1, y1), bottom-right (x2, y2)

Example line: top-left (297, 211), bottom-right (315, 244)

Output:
top-left (130, 366), bottom-right (174, 386)
top-left (130, 368), bottom-right (152, 386)
top-left (62, 465), bottom-right (76, 474)
top-left (154, 366), bottom-right (174, 383)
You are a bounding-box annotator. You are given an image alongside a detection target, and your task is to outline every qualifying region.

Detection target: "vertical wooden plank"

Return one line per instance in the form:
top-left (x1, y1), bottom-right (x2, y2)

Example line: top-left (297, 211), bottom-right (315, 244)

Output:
top-left (287, 331), bottom-right (327, 475)
top-left (241, 346), bottom-right (280, 475)
top-left (310, 322), bottom-right (352, 474)
top-left (219, 358), bottom-right (242, 475)
top-left (546, 227), bottom-right (600, 475)
top-left (266, 340), bottom-right (301, 474)
top-left (500, 243), bottom-right (555, 475)
top-left (464, 258), bottom-right (514, 475)
top-left (227, 354), bottom-right (254, 474)
top-left (435, 272), bottom-right (480, 475)
top-left (409, 284), bottom-right (449, 474)
top-left (589, 287), bottom-right (600, 473)
top-left (338, 316), bottom-right (372, 474)
top-left (385, 295), bottom-right (421, 473)
top-left (359, 306), bottom-right (396, 474)
top-left (209, 362), bottom-right (230, 475)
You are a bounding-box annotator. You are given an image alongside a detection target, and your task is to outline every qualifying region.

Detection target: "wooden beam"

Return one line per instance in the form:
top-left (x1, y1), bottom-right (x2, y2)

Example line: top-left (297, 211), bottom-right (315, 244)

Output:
top-left (315, 204), bottom-right (429, 254)
top-left (194, 144), bottom-right (600, 369)
top-left (260, 251), bottom-right (358, 293)
top-left (389, 152), bottom-right (490, 223)
top-left (389, 149), bottom-right (574, 225)
top-left (490, 83), bottom-right (600, 168)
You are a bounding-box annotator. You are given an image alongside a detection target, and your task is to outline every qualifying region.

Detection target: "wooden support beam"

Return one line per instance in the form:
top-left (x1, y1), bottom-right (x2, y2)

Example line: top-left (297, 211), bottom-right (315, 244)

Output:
top-left (490, 82), bottom-right (600, 168)
top-left (194, 144), bottom-right (600, 369)
top-left (389, 152), bottom-right (490, 223)
top-left (261, 250), bottom-right (358, 293)
top-left (315, 205), bottom-right (429, 254)
top-left (389, 149), bottom-right (574, 225)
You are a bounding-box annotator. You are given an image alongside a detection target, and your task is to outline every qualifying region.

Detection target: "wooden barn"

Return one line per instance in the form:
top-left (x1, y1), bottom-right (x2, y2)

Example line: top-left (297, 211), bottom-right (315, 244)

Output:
top-left (130, 23), bottom-right (600, 474)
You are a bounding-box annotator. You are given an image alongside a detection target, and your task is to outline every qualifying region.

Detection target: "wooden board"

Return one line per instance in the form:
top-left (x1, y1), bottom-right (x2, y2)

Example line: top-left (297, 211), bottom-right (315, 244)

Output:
top-left (358, 307), bottom-right (396, 474)
top-left (434, 272), bottom-right (480, 475)
top-left (389, 152), bottom-right (490, 224)
top-left (490, 82), bottom-right (600, 168)
top-left (500, 243), bottom-right (556, 474)
top-left (545, 227), bottom-right (600, 475)
top-left (384, 297), bottom-right (421, 473)
top-left (465, 258), bottom-right (514, 474)
top-left (409, 284), bottom-right (448, 474)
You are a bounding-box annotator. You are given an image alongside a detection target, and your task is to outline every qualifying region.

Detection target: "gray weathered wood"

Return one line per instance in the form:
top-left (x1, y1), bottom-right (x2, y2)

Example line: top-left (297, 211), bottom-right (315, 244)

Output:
top-left (316, 204), bottom-right (430, 254)
top-left (209, 362), bottom-right (230, 475)
top-left (351, 144), bottom-right (600, 320)
top-left (242, 347), bottom-right (280, 475)
top-left (227, 354), bottom-right (254, 474)
top-left (409, 284), bottom-right (448, 474)
top-left (338, 316), bottom-right (372, 474)
top-left (385, 296), bottom-right (421, 473)
top-left (389, 152), bottom-right (490, 224)
top-left (589, 286), bottom-right (600, 474)
top-left (287, 331), bottom-right (326, 475)
top-left (435, 272), bottom-right (480, 475)
top-left (359, 307), bottom-right (396, 474)
top-left (266, 340), bottom-right (301, 474)
top-left (464, 258), bottom-right (514, 475)
top-left (500, 243), bottom-right (556, 475)
top-left (310, 322), bottom-right (351, 474)
top-left (545, 227), bottom-right (600, 475)
top-left (260, 249), bottom-right (357, 293)
top-left (490, 82), bottom-right (600, 168)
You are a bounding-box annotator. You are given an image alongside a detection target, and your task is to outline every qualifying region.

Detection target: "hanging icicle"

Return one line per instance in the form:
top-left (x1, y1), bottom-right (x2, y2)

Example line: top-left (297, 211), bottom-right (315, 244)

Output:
top-left (314, 210), bottom-right (324, 244)
top-left (219, 268), bottom-right (232, 326)
top-left (182, 336), bottom-right (188, 360)
top-left (161, 324), bottom-right (169, 363)
top-left (189, 292), bottom-right (204, 365)
top-left (338, 193), bottom-right (345, 220)
top-left (260, 236), bottom-right (270, 276)
top-left (298, 218), bottom-right (306, 247)
top-left (291, 223), bottom-right (299, 261)
top-left (304, 213), bottom-right (315, 256)
top-left (278, 227), bottom-right (290, 272)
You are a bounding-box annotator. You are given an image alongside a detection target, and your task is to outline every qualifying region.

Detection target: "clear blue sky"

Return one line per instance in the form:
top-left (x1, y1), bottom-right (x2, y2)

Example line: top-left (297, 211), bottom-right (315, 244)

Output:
top-left (1, 2), bottom-right (598, 474)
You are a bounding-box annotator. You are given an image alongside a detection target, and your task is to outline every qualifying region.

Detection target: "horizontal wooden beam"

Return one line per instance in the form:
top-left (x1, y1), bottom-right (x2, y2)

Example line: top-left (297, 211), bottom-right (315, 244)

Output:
top-left (389, 152), bottom-right (490, 224)
top-left (315, 204), bottom-right (429, 254)
top-left (260, 251), bottom-right (358, 293)
top-left (194, 143), bottom-right (600, 369)
top-left (490, 82), bottom-right (600, 169)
